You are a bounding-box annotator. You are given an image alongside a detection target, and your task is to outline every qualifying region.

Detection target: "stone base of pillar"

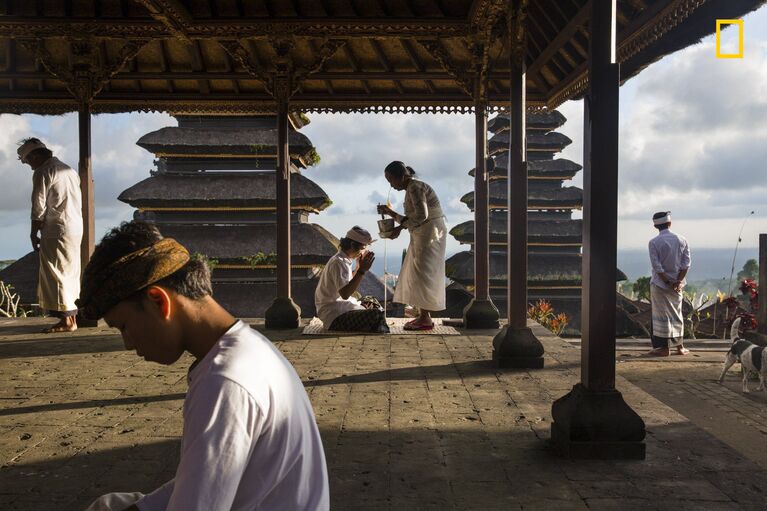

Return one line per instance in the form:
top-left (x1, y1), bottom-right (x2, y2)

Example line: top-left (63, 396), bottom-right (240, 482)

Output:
top-left (745, 331), bottom-right (767, 347)
top-left (492, 326), bottom-right (544, 368)
top-left (264, 297), bottom-right (301, 329)
top-left (551, 383), bottom-right (646, 460)
top-left (463, 299), bottom-right (500, 329)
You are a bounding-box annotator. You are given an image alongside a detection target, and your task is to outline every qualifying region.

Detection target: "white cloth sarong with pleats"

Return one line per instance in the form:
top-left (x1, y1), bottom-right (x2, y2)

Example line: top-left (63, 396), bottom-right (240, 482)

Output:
top-left (393, 179), bottom-right (446, 312)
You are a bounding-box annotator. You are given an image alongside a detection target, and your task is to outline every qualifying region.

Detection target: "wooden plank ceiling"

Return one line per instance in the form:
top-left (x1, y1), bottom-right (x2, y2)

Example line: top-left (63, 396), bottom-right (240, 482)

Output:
top-left (0, 0), bottom-right (763, 115)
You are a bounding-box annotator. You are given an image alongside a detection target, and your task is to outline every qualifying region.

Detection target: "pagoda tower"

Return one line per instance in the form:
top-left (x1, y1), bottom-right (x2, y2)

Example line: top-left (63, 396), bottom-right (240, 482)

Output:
top-left (120, 114), bottom-right (384, 318)
top-left (445, 110), bottom-right (586, 332)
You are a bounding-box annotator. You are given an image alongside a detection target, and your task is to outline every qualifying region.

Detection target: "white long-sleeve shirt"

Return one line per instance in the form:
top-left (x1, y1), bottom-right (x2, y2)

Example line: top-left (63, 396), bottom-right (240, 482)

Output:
top-left (393, 179), bottom-right (444, 231)
top-left (648, 229), bottom-right (691, 289)
top-left (30, 157), bottom-right (82, 238)
top-left (137, 321), bottom-right (329, 511)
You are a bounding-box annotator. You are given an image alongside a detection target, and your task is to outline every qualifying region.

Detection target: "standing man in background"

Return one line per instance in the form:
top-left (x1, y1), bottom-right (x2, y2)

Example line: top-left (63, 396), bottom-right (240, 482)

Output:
top-left (647, 211), bottom-right (691, 356)
top-left (18, 138), bottom-right (82, 333)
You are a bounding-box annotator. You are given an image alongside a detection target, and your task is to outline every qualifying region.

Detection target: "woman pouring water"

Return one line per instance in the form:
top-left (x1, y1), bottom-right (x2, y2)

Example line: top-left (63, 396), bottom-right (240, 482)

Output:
top-left (377, 161), bottom-right (446, 330)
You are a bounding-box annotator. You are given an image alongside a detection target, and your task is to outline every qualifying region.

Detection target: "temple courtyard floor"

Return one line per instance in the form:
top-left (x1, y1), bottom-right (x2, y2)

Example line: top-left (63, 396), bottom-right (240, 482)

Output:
top-left (1, 318), bottom-right (767, 510)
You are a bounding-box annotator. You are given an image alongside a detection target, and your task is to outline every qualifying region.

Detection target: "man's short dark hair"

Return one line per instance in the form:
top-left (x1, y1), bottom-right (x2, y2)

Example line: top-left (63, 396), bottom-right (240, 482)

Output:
top-left (89, 221), bottom-right (212, 301)
top-left (339, 237), bottom-right (364, 252)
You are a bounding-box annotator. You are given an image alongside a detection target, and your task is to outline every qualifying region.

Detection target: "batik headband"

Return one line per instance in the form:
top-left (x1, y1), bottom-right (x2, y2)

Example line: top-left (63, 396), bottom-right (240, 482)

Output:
top-left (76, 238), bottom-right (190, 320)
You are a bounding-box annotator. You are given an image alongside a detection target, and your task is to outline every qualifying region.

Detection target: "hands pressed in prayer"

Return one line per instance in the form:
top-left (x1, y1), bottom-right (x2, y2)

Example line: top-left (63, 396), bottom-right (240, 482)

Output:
top-left (358, 251), bottom-right (375, 272)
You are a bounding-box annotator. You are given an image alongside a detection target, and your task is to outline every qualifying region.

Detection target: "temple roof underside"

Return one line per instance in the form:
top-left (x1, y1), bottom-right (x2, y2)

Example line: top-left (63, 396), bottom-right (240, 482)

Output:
top-left (0, 0), bottom-right (763, 115)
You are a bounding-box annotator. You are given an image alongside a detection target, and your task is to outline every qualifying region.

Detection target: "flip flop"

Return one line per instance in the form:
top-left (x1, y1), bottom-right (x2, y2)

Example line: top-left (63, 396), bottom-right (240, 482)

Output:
top-left (403, 322), bottom-right (434, 331)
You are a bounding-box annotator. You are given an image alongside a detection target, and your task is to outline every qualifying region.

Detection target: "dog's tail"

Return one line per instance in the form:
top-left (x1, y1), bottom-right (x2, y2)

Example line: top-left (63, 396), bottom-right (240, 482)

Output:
top-left (730, 317), bottom-right (742, 342)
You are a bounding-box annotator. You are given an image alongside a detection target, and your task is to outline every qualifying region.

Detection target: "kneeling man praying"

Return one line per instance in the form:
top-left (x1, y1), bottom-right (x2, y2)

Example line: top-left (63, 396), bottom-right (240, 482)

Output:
top-left (314, 226), bottom-right (389, 333)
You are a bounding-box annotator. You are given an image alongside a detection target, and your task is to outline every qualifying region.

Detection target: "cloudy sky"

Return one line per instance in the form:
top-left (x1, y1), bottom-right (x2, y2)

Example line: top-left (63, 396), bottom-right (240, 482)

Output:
top-left (2, 8), bottom-right (766, 271)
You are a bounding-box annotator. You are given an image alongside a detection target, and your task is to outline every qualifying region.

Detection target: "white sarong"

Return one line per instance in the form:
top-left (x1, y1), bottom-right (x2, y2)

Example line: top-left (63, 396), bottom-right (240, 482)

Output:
top-left (38, 232), bottom-right (81, 312)
top-left (84, 492), bottom-right (143, 511)
top-left (650, 283), bottom-right (684, 345)
top-left (394, 217), bottom-right (447, 311)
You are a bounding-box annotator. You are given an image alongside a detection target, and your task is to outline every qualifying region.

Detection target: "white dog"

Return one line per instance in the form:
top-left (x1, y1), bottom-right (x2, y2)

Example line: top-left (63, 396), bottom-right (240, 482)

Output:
top-left (718, 318), bottom-right (767, 393)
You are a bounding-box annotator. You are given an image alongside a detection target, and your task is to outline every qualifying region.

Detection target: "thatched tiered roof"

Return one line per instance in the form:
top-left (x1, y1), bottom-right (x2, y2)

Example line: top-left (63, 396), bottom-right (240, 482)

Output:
top-left (461, 181), bottom-right (582, 210)
top-left (450, 215), bottom-right (582, 246)
top-left (488, 131), bottom-right (572, 157)
top-left (158, 223), bottom-right (338, 265)
top-left (446, 251), bottom-right (583, 287)
top-left (119, 172), bottom-right (331, 211)
top-left (469, 154), bottom-right (582, 180)
top-left (488, 110), bottom-right (567, 133)
top-left (0, 252), bottom-right (38, 305)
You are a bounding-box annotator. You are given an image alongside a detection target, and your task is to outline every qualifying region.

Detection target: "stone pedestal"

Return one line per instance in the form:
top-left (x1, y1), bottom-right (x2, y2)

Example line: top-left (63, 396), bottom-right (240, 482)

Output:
top-left (265, 297), bottom-right (301, 329)
top-left (551, 383), bottom-right (646, 460)
top-left (463, 299), bottom-right (500, 329)
top-left (492, 326), bottom-right (544, 368)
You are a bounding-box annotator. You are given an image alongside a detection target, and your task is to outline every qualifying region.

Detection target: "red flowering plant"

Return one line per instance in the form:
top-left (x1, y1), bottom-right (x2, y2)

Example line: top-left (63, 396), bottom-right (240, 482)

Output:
top-left (527, 299), bottom-right (568, 336)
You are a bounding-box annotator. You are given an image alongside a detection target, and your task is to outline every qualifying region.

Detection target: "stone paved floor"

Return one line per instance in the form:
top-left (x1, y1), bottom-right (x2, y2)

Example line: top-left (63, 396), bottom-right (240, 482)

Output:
top-left (1, 317), bottom-right (767, 510)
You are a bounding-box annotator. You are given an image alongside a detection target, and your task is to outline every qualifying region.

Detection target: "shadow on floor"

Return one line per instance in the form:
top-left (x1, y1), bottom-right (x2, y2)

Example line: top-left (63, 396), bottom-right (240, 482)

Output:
top-left (0, 393), bottom-right (187, 417)
top-left (0, 335), bottom-right (125, 359)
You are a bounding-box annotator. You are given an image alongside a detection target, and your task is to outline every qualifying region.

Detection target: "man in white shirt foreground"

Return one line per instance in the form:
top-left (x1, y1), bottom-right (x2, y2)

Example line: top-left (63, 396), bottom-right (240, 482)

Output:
top-left (647, 211), bottom-right (691, 357)
top-left (314, 226), bottom-right (389, 332)
top-left (77, 221), bottom-right (329, 511)
top-left (18, 138), bottom-right (82, 333)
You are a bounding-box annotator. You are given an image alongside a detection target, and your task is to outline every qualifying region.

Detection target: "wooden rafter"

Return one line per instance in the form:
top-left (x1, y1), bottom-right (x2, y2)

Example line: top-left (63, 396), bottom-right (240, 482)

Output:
top-left (369, 39), bottom-right (404, 95)
top-left (218, 39), bottom-right (272, 93)
top-left (401, 39), bottom-right (435, 94)
top-left (292, 39), bottom-right (346, 95)
top-left (341, 44), bottom-right (371, 94)
top-left (133, 0), bottom-right (193, 43)
top-left (416, 39), bottom-right (473, 96)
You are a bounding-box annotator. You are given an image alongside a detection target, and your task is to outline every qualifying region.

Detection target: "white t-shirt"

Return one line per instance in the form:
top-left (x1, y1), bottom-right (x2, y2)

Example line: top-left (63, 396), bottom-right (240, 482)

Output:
top-left (314, 251), bottom-right (364, 327)
top-left (136, 321), bottom-right (329, 511)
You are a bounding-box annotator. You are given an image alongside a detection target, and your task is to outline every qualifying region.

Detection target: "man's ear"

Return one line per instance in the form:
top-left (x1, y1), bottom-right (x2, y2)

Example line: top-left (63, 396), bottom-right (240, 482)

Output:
top-left (146, 286), bottom-right (172, 320)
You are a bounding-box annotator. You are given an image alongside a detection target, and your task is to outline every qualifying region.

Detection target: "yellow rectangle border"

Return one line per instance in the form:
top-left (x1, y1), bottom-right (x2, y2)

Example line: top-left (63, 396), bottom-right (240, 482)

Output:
top-left (716, 19), bottom-right (744, 58)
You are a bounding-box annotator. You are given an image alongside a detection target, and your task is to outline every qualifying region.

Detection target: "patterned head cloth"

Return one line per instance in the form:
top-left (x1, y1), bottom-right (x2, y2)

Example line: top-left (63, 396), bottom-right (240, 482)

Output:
top-left (76, 238), bottom-right (190, 320)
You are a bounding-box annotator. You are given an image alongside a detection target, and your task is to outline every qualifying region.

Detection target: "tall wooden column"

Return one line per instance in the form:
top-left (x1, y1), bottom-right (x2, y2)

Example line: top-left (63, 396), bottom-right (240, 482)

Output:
top-left (492, 0), bottom-right (543, 367)
top-left (265, 93), bottom-right (301, 328)
top-left (76, 100), bottom-right (97, 327)
top-left (464, 90), bottom-right (500, 329)
top-left (78, 100), bottom-right (95, 266)
top-left (551, 0), bottom-right (645, 459)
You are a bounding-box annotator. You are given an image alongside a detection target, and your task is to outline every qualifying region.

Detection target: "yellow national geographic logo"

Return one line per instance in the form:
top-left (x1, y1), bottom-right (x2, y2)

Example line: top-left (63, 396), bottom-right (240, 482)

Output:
top-left (716, 19), bottom-right (744, 58)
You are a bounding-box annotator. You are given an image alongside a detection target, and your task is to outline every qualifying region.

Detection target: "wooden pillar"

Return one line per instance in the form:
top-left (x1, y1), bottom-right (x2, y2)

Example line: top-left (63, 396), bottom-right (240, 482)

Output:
top-left (78, 100), bottom-right (95, 268)
top-left (265, 94), bottom-right (301, 328)
top-left (551, 0), bottom-right (645, 459)
top-left (463, 89), bottom-right (500, 329)
top-left (492, 0), bottom-right (543, 367)
top-left (276, 97), bottom-right (291, 297)
top-left (76, 99), bottom-right (98, 327)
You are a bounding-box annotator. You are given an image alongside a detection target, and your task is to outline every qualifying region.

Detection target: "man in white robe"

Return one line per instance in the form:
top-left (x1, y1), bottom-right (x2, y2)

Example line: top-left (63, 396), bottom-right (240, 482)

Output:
top-left (647, 211), bottom-right (691, 356)
top-left (18, 138), bottom-right (82, 332)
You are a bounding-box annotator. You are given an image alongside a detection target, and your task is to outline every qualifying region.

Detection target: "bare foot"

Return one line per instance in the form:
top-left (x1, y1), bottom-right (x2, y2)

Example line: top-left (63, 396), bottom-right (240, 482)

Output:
top-left (675, 347), bottom-right (690, 356)
top-left (42, 317), bottom-right (77, 334)
top-left (645, 348), bottom-right (670, 357)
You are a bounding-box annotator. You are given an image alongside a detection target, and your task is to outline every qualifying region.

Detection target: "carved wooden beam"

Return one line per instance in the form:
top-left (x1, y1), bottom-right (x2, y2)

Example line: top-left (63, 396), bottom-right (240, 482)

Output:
top-left (293, 39), bottom-right (346, 95)
top-left (416, 39), bottom-right (473, 96)
top-left (0, 18), bottom-right (471, 39)
top-left (218, 39), bottom-right (273, 94)
top-left (17, 37), bottom-right (148, 102)
top-left (133, 0), bottom-right (193, 43)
